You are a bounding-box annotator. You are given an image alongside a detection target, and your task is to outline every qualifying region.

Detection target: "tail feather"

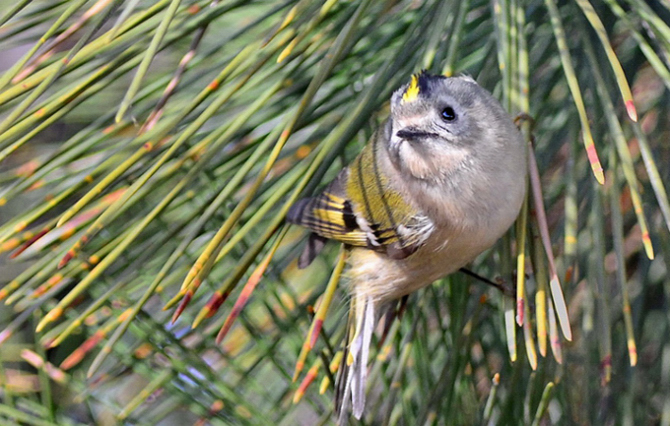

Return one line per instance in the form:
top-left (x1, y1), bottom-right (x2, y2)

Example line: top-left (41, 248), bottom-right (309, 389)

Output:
top-left (352, 298), bottom-right (375, 418)
top-left (337, 294), bottom-right (377, 423)
top-left (337, 363), bottom-right (352, 425)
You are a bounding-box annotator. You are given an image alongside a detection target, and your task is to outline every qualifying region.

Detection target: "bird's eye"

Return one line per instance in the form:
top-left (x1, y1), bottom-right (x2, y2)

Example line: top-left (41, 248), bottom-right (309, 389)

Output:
top-left (441, 106), bottom-right (456, 121)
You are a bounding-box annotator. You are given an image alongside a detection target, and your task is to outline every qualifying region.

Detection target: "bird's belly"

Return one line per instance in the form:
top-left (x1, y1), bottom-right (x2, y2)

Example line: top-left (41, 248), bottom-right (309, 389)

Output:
top-left (346, 230), bottom-right (491, 302)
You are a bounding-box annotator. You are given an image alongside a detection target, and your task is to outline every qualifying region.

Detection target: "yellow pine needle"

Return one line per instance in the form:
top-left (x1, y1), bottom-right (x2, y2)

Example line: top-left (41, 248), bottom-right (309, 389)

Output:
top-left (27, 274), bottom-right (64, 303)
top-left (533, 235), bottom-right (549, 357)
top-left (624, 306), bottom-right (638, 366)
top-left (308, 248), bottom-right (345, 346)
top-left (60, 308), bottom-right (132, 370)
top-left (174, 0), bottom-right (370, 294)
top-left (207, 161), bottom-right (308, 270)
top-left (544, 0), bottom-right (604, 184)
top-left (59, 39), bottom-right (271, 269)
top-left (1, 231), bottom-right (31, 255)
top-left (0, 0), bottom-right (119, 142)
top-left (515, 193), bottom-right (529, 326)
top-left (506, 0), bottom-right (519, 112)
top-left (1, 253), bottom-right (60, 304)
top-left (204, 224), bottom-right (287, 345)
top-left (504, 296), bottom-right (517, 362)
top-left (46, 279), bottom-right (129, 348)
top-left (262, 2), bottom-right (300, 47)
top-left (293, 360), bottom-right (320, 404)
top-left (617, 202), bottom-right (638, 367)
top-left (532, 382), bottom-right (555, 426)
top-left (205, 227), bottom-right (288, 333)
top-left (604, 0), bottom-right (670, 90)
top-left (0, 180), bottom-right (81, 245)
top-left (163, 289), bottom-right (187, 312)
top-left (36, 307), bottom-right (63, 332)
top-left (482, 373), bottom-right (500, 423)
top-left (564, 140), bottom-right (578, 262)
top-left (279, 5), bottom-right (298, 32)
top-left (623, 188), bottom-right (654, 256)
top-left (0, 94), bottom-right (79, 163)
top-left (174, 84), bottom-right (289, 298)
top-left (516, 1), bottom-right (529, 113)
top-left (277, 0), bottom-right (338, 64)
top-left (292, 310), bottom-right (316, 383)
top-left (183, 143), bottom-right (292, 295)
top-left (86, 264), bottom-right (188, 379)
top-left (608, 148), bottom-right (638, 367)
top-left (277, 38), bottom-right (298, 63)
top-left (0, 0), bottom-right (180, 106)
top-left (547, 296), bottom-right (563, 364)
top-left (176, 78), bottom-right (292, 294)
top-left (318, 374), bottom-right (330, 395)
top-left (180, 119), bottom-right (299, 292)
top-left (0, 237), bottom-right (20, 254)
top-left (39, 177), bottom-right (190, 332)
top-left (29, 236), bottom-right (125, 317)
top-left (319, 0), bottom-right (338, 16)
top-left (574, 0), bottom-right (637, 122)
top-left (0, 282), bottom-right (16, 302)
top-left (319, 351), bottom-right (343, 394)
top-left (180, 245), bottom-right (213, 292)
top-left (523, 290), bottom-right (538, 370)
top-left (56, 146), bottom-right (151, 227)
top-left (292, 248), bottom-right (345, 382)
top-left (535, 286), bottom-right (547, 357)
top-left (581, 115), bottom-right (604, 183)
top-left (639, 221), bottom-right (655, 260)
top-left (585, 40), bottom-right (654, 260)
top-left (527, 189), bottom-right (550, 359)
top-left (11, 187), bottom-right (125, 262)
top-left (528, 142), bottom-right (572, 341)
top-left (190, 293), bottom-right (215, 330)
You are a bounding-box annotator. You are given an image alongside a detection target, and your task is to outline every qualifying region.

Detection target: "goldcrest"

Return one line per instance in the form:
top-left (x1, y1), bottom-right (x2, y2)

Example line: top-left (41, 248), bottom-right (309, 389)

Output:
top-left (287, 71), bottom-right (527, 420)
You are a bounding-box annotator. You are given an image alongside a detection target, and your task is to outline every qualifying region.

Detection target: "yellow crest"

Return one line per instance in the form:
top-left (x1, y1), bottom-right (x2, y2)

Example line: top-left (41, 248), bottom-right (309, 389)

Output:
top-left (402, 74), bottom-right (420, 103)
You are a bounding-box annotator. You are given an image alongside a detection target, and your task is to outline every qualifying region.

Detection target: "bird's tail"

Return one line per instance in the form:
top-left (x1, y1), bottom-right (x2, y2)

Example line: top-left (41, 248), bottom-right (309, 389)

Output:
top-left (337, 293), bottom-right (376, 423)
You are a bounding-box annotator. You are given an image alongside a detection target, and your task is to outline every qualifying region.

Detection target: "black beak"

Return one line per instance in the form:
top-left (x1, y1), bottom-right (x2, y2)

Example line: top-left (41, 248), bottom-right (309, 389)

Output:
top-left (396, 128), bottom-right (437, 142)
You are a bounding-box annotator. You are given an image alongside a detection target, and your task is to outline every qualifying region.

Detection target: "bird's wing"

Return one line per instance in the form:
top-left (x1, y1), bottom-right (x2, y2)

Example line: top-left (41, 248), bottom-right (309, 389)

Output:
top-left (287, 138), bottom-right (434, 266)
top-left (287, 170), bottom-right (370, 248)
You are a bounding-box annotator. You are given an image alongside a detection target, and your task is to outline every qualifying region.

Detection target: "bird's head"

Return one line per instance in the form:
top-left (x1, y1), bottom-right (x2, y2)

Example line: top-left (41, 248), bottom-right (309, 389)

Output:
top-left (387, 71), bottom-right (520, 183)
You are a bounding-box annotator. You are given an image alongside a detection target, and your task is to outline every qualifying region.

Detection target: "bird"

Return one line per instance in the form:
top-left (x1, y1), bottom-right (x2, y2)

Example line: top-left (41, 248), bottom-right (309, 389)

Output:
top-left (286, 70), bottom-right (527, 420)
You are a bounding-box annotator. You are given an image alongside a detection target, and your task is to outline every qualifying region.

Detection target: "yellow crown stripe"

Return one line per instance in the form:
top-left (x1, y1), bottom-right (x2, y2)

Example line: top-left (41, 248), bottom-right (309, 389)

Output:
top-left (402, 74), bottom-right (420, 103)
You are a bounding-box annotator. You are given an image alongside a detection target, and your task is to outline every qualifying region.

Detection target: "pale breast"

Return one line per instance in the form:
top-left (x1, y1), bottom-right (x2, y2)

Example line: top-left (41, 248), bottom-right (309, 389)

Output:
top-left (346, 223), bottom-right (489, 302)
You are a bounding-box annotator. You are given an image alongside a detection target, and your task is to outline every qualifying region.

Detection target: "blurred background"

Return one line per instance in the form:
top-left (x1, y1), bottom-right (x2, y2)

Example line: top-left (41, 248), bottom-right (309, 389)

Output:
top-left (0, 0), bottom-right (669, 424)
